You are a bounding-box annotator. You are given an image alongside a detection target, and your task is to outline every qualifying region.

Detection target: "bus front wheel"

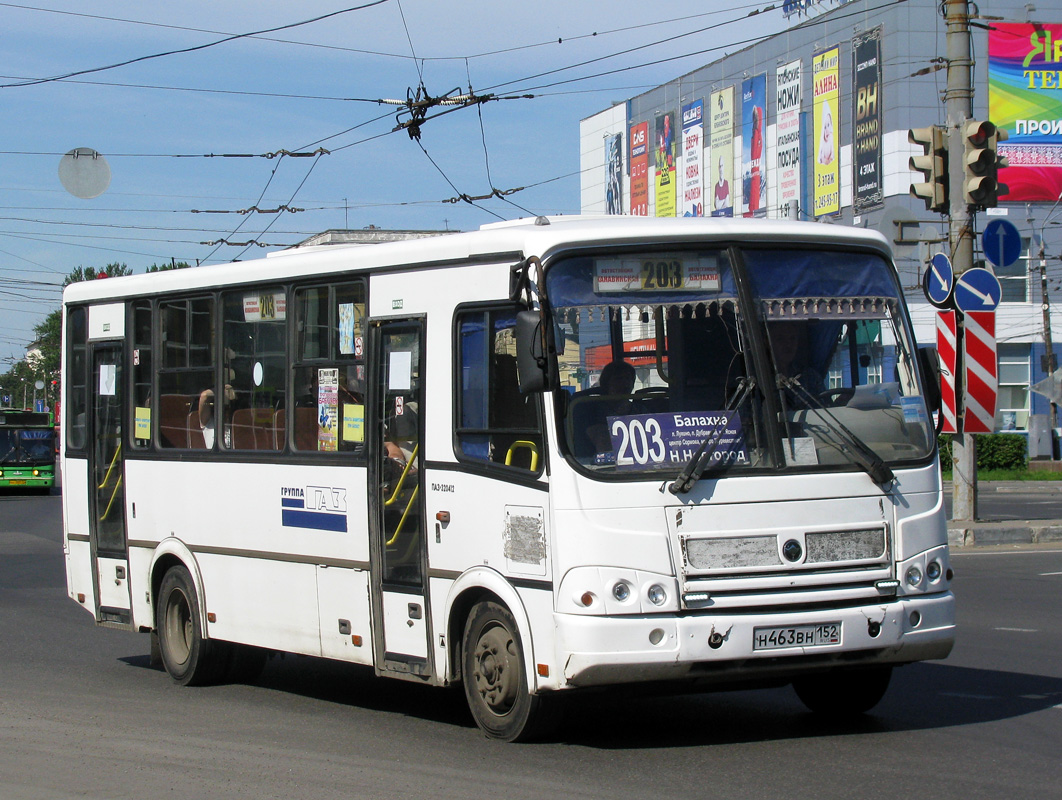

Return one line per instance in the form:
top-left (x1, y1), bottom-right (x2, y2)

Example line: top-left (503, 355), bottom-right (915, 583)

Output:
top-left (156, 565), bottom-right (225, 686)
top-left (461, 601), bottom-right (557, 742)
top-left (793, 666), bottom-right (892, 716)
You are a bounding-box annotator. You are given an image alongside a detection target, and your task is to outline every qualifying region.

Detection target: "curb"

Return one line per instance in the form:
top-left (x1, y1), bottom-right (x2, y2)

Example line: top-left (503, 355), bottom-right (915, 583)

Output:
top-left (947, 522), bottom-right (1062, 548)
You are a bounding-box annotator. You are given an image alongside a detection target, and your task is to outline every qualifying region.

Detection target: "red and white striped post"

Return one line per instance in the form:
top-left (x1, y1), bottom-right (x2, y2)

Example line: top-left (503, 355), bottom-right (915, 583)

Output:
top-left (961, 311), bottom-right (998, 434)
top-left (936, 311), bottom-right (958, 434)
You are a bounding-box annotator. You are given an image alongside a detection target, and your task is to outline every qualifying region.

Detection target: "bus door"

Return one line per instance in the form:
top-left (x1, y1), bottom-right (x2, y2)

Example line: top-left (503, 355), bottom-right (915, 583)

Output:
top-left (88, 343), bottom-right (131, 626)
top-left (368, 319), bottom-right (431, 677)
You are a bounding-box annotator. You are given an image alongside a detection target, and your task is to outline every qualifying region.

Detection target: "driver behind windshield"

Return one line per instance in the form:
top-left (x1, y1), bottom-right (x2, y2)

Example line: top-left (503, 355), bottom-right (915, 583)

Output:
top-left (767, 320), bottom-right (825, 393)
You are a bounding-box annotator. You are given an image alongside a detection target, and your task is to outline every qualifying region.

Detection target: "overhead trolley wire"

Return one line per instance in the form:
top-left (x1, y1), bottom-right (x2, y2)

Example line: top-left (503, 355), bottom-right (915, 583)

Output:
top-left (0, 0), bottom-right (393, 89)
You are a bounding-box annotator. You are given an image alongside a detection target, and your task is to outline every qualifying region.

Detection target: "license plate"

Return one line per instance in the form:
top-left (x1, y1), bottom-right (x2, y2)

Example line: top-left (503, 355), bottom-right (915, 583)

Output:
top-left (753, 622), bottom-right (841, 651)
top-left (8, 480), bottom-right (27, 485)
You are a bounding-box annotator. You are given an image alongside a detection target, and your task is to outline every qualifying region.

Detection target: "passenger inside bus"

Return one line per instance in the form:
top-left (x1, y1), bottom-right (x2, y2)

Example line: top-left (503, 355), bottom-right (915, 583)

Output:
top-left (767, 319), bottom-right (824, 392)
top-left (197, 383), bottom-right (235, 449)
top-left (570, 360), bottom-right (636, 457)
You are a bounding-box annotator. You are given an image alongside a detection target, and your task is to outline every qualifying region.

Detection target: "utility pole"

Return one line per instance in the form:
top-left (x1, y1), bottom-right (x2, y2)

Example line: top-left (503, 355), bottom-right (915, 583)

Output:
top-left (1040, 192), bottom-right (1062, 444)
top-left (944, 0), bottom-right (977, 520)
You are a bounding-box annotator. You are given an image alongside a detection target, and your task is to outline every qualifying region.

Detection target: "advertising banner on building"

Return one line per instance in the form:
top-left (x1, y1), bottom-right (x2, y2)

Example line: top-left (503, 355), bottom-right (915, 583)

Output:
top-left (775, 60), bottom-right (802, 218)
top-left (681, 100), bottom-right (704, 216)
top-left (813, 45), bottom-right (841, 216)
top-left (629, 122), bottom-right (649, 216)
top-left (741, 74), bottom-right (767, 217)
top-left (989, 22), bottom-right (1062, 202)
top-left (709, 86), bottom-right (735, 217)
top-left (853, 27), bottom-right (883, 213)
top-left (605, 133), bottom-right (623, 214)
top-left (655, 111), bottom-right (677, 217)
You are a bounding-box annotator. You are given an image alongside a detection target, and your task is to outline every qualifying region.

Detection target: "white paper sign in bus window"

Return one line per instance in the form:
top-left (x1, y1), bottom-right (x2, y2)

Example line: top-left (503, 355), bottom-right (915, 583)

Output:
top-left (594, 257), bottom-right (721, 293)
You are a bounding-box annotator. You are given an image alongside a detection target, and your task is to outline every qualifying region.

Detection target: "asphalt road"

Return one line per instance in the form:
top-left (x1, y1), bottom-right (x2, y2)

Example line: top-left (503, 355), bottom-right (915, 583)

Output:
top-left (2, 491), bottom-right (1061, 800)
top-left (944, 480), bottom-right (1062, 522)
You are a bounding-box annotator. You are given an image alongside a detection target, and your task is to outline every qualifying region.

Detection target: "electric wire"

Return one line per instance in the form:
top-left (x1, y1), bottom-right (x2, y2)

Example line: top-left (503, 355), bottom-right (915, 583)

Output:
top-left (0, 1), bottom-right (393, 89)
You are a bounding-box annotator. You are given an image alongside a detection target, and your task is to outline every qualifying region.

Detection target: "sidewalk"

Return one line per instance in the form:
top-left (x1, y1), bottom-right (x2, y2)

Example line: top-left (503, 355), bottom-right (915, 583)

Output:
top-left (947, 481), bottom-right (1062, 548)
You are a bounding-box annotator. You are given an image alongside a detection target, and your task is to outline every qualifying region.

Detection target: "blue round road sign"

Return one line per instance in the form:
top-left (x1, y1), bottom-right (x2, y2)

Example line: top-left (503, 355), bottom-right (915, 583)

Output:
top-left (923, 252), bottom-right (954, 307)
top-left (982, 219), bottom-right (1022, 268)
top-left (954, 267), bottom-right (1002, 312)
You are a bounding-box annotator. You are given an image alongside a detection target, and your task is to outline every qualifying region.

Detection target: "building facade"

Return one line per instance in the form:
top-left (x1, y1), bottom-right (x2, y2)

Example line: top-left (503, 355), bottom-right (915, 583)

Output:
top-left (579, 0), bottom-right (1062, 453)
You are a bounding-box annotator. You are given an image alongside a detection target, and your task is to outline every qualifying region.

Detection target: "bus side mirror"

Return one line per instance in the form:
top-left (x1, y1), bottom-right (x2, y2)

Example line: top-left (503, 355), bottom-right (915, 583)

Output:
top-left (515, 310), bottom-right (550, 394)
top-left (918, 345), bottom-right (942, 416)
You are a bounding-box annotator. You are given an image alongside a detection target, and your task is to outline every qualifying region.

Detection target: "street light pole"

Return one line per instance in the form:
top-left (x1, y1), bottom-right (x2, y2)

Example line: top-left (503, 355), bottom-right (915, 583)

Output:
top-left (944, 0), bottom-right (977, 520)
top-left (1039, 191), bottom-right (1062, 442)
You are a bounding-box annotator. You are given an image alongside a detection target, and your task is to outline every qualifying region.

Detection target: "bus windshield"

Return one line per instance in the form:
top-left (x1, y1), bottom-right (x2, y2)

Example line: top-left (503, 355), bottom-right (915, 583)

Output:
top-left (545, 245), bottom-right (933, 479)
top-left (0, 411), bottom-right (56, 465)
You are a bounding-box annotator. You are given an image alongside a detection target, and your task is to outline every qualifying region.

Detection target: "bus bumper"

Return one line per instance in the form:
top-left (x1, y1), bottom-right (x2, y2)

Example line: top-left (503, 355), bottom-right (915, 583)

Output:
top-left (553, 592), bottom-right (954, 688)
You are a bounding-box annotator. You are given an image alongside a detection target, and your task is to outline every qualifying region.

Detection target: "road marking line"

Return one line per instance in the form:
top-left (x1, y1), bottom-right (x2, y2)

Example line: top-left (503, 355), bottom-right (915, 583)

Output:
top-left (995, 627), bottom-right (1038, 632)
top-left (1040, 571), bottom-right (1062, 576)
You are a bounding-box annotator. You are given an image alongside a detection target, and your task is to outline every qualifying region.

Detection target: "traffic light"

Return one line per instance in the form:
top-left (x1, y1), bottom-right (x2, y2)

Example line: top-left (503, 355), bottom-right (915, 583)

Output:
top-left (909, 126), bottom-right (948, 213)
top-left (963, 120), bottom-right (1010, 209)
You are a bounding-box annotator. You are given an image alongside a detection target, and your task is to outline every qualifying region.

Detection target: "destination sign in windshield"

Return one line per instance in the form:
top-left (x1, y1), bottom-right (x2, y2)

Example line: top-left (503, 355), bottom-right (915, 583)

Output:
top-left (594, 257), bottom-right (721, 293)
top-left (605, 410), bottom-right (747, 469)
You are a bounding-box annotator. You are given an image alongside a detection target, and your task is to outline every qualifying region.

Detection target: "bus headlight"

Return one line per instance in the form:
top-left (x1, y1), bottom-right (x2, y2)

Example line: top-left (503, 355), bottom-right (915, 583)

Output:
top-left (611, 581), bottom-right (632, 602)
top-left (926, 560), bottom-right (942, 582)
top-left (647, 584), bottom-right (668, 606)
top-left (905, 565), bottom-right (924, 588)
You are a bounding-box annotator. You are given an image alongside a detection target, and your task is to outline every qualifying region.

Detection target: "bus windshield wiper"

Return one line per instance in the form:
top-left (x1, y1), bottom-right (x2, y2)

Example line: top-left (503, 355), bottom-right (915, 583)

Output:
top-left (780, 375), bottom-right (894, 487)
top-left (669, 378), bottom-right (754, 495)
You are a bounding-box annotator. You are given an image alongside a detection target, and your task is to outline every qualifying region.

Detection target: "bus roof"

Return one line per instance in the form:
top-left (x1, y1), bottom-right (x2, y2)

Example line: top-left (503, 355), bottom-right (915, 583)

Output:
top-left (61, 216), bottom-right (892, 304)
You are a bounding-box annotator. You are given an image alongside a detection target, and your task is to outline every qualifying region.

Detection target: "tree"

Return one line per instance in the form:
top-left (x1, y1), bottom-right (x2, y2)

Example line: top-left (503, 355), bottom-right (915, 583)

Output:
top-left (146, 260), bottom-right (193, 272)
top-left (63, 262), bottom-right (132, 287)
top-left (2, 262), bottom-right (134, 405)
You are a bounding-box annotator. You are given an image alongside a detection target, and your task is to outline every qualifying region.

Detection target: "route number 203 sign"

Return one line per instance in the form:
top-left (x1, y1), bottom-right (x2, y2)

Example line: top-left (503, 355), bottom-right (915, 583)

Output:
top-left (594, 256), bottom-right (722, 293)
top-left (606, 410), bottom-right (748, 469)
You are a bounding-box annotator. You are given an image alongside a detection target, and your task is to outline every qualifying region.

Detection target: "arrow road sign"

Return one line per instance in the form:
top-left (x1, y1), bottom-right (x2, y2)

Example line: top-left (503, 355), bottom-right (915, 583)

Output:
top-left (923, 252), bottom-right (954, 307)
top-left (982, 218), bottom-right (1022, 268)
top-left (954, 267), bottom-right (1002, 312)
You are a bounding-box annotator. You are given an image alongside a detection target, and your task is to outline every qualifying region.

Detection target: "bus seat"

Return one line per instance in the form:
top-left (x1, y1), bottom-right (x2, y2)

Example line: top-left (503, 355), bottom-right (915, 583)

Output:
top-left (231, 408), bottom-right (258, 449)
top-left (293, 407), bottom-right (318, 451)
top-left (159, 394), bottom-right (192, 448)
top-left (272, 408), bottom-right (285, 450)
top-left (185, 411), bottom-right (206, 449)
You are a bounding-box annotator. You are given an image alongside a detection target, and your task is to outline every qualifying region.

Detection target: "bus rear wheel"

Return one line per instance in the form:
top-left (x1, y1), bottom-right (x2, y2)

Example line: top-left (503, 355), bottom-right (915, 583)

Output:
top-left (156, 565), bottom-right (226, 686)
top-left (793, 666), bottom-right (892, 716)
top-left (462, 601), bottom-right (557, 742)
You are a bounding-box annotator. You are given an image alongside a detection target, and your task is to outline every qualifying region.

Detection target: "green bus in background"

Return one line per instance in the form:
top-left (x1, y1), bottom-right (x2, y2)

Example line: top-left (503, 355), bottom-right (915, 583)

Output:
top-left (0, 409), bottom-right (56, 492)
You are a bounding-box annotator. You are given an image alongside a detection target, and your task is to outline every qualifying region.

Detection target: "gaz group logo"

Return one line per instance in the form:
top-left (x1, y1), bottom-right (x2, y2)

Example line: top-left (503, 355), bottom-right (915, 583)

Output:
top-left (281, 485), bottom-right (348, 532)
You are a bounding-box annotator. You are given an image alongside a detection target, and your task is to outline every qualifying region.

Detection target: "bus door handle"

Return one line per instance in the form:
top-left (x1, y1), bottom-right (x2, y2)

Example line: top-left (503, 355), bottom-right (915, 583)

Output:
top-left (407, 603), bottom-right (422, 626)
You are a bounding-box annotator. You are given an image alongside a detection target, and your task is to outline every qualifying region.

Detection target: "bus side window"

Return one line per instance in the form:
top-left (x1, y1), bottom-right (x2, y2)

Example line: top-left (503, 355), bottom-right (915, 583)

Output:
top-left (455, 307), bottom-right (543, 473)
top-left (65, 306), bottom-right (89, 452)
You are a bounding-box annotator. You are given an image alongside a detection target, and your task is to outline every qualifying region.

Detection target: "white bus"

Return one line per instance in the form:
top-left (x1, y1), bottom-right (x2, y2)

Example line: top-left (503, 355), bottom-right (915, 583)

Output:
top-left (62, 216), bottom-right (954, 741)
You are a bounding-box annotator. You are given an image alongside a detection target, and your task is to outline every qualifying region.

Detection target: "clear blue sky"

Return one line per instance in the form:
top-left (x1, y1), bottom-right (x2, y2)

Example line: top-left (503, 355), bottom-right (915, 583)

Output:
top-left (0, 0), bottom-right (793, 367)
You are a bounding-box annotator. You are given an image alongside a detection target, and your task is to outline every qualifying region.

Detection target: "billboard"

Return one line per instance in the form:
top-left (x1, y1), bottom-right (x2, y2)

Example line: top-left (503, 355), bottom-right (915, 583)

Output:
top-left (710, 86), bottom-right (735, 216)
top-left (655, 111), bottom-right (677, 217)
top-left (775, 60), bottom-right (802, 217)
top-left (681, 100), bottom-right (705, 216)
top-left (741, 74), bottom-right (767, 217)
top-left (989, 22), bottom-right (1062, 202)
top-left (813, 45), bottom-right (841, 216)
top-left (853, 27), bottom-right (883, 213)
top-left (605, 133), bottom-right (623, 214)
top-left (629, 122), bottom-right (649, 216)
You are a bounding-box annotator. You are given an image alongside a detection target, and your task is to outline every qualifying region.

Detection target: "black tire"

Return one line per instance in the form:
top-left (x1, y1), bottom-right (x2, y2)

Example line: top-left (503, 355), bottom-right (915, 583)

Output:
top-left (793, 666), bottom-right (893, 716)
top-left (156, 565), bottom-right (226, 686)
top-left (462, 601), bottom-right (559, 742)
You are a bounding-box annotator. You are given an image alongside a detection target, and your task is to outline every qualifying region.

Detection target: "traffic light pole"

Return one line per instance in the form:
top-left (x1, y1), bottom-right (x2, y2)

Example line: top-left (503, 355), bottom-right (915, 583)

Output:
top-left (944, 0), bottom-right (977, 520)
